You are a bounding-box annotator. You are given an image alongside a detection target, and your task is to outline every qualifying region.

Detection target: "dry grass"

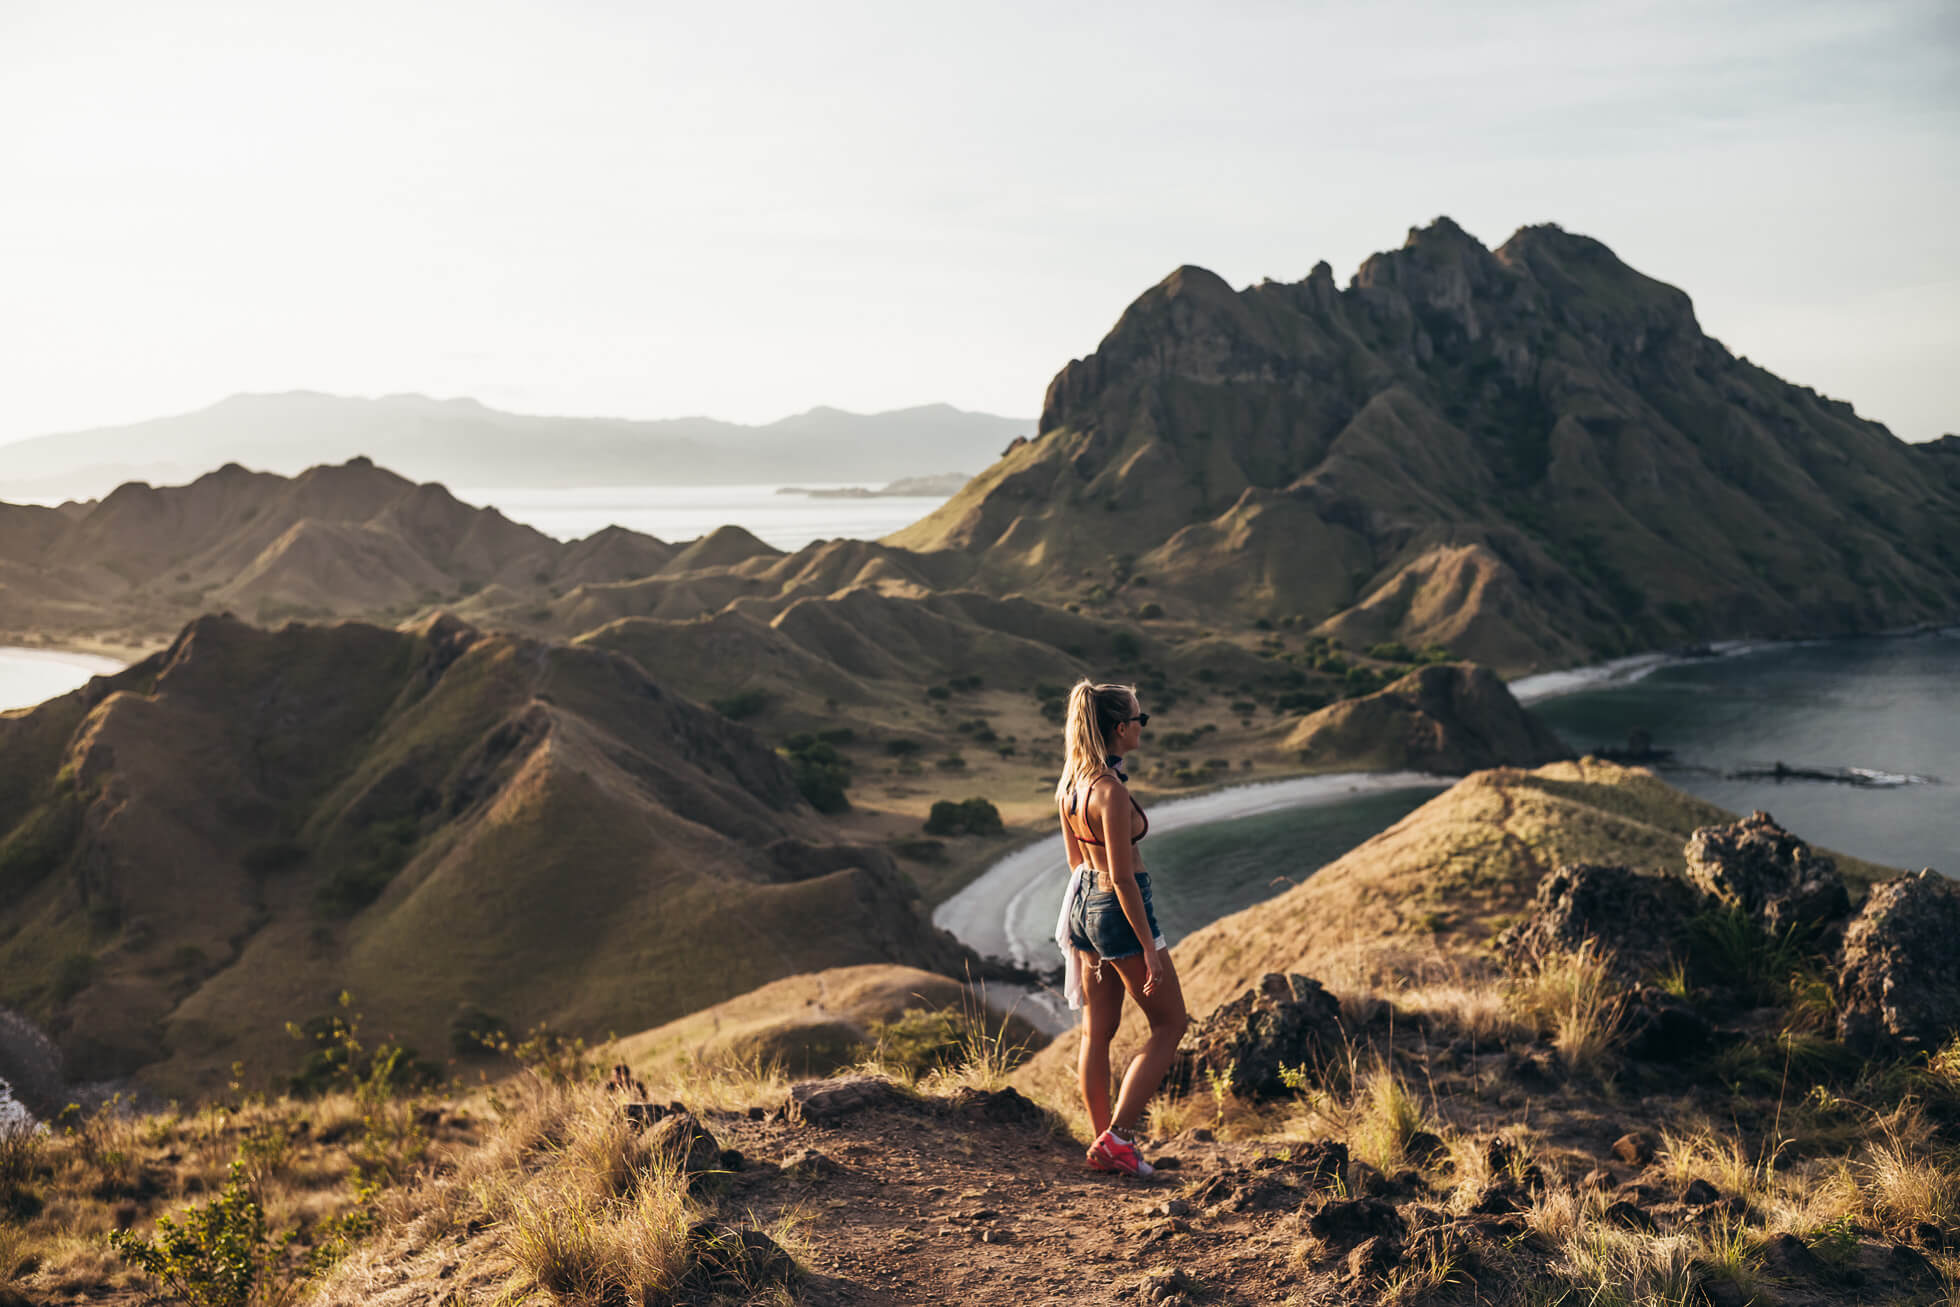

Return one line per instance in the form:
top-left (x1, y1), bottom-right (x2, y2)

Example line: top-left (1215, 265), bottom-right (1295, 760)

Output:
top-left (1507, 939), bottom-right (1626, 1076)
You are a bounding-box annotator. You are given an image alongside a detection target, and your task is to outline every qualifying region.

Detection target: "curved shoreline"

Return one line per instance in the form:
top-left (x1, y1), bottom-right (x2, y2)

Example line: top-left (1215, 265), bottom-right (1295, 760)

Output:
top-left (933, 770), bottom-right (1452, 967)
top-left (0, 646), bottom-right (129, 712)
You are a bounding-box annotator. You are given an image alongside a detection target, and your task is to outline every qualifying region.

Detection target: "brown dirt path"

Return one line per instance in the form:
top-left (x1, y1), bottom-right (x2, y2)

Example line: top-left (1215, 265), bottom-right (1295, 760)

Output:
top-left (709, 1093), bottom-right (1337, 1306)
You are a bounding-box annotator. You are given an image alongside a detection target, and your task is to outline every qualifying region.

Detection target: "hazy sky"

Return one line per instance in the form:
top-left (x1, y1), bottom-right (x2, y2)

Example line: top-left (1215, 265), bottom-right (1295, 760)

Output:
top-left (3, 0), bottom-right (1955, 444)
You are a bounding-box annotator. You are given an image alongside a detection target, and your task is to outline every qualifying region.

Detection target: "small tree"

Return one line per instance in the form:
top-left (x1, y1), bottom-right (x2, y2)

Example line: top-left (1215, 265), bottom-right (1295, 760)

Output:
top-left (110, 1159), bottom-right (273, 1307)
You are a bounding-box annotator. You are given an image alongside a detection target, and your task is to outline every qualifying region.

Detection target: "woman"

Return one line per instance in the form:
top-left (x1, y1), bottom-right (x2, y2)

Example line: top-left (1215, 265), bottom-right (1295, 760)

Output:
top-left (1054, 679), bottom-right (1188, 1178)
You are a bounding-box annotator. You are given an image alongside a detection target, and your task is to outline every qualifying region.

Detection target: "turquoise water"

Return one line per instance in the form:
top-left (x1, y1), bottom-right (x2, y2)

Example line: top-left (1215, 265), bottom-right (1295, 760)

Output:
top-left (1528, 630), bottom-right (1959, 877)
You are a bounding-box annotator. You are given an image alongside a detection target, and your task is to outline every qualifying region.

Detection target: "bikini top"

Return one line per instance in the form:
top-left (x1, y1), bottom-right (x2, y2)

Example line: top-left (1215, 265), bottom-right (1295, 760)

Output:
top-left (1064, 772), bottom-right (1149, 847)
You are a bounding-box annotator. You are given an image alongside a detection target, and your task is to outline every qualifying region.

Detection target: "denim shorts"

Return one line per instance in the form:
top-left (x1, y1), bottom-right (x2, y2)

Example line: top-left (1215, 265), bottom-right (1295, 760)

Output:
top-left (1068, 872), bottom-right (1168, 961)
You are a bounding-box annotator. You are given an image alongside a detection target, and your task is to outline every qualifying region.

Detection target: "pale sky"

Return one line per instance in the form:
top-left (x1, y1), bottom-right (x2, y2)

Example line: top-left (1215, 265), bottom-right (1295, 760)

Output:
top-left (2, 0), bottom-right (1955, 444)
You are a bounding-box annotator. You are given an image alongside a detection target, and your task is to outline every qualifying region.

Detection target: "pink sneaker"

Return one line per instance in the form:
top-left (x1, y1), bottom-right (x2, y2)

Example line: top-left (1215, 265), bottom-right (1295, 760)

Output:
top-left (1086, 1129), bottom-right (1154, 1177)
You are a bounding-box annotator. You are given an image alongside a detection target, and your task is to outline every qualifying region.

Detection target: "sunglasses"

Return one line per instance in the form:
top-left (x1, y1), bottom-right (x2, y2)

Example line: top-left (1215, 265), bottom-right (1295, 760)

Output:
top-left (1121, 713), bottom-right (1150, 727)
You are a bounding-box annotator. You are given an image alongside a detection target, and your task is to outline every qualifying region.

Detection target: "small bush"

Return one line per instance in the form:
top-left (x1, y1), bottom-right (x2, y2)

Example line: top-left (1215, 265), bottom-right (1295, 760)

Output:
top-left (934, 754), bottom-right (966, 772)
top-left (923, 798), bottom-right (1004, 837)
top-left (1111, 631), bottom-right (1142, 663)
top-left (109, 1159), bottom-right (271, 1307)
top-left (783, 735), bottom-right (851, 814)
top-left (709, 689), bottom-right (770, 721)
top-left (884, 738), bottom-right (922, 757)
top-left (1366, 641), bottom-right (1415, 662)
top-left (450, 1002), bottom-right (508, 1055)
top-left (1137, 602), bottom-right (1164, 620)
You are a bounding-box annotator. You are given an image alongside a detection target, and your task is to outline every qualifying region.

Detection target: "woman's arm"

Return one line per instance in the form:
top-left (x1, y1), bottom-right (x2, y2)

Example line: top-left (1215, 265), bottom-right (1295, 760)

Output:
top-left (1090, 780), bottom-right (1162, 995)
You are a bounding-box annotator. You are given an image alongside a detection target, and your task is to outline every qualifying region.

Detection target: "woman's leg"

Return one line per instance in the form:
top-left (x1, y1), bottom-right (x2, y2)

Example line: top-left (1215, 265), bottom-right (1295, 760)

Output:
top-left (1102, 950), bottom-right (1189, 1137)
top-left (1076, 949), bottom-right (1125, 1137)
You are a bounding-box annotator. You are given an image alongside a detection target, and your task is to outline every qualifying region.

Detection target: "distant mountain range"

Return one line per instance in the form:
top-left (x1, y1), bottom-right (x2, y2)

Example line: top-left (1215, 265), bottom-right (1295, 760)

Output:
top-left (893, 218), bottom-right (1960, 670)
top-left (0, 393), bottom-right (1033, 502)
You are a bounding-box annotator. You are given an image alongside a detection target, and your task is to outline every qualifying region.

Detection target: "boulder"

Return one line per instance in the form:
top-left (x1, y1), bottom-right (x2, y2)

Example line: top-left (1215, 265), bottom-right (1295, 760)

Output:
top-left (1176, 973), bottom-right (1344, 1099)
top-left (1835, 869), bottom-right (1960, 1055)
top-left (646, 1111), bottom-right (721, 1178)
top-left (781, 1075), bottom-right (909, 1124)
top-left (1622, 987), bottom-right (1715, 1062)
top-left (1684, 811), bottom-right (1849, 934)
top-left (1497, 863), bottom-right (1699, 983)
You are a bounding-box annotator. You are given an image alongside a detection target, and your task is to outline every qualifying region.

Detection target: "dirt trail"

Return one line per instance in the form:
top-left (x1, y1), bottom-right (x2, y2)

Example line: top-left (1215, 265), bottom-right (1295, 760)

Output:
top-left (714, 1096), bottom-right (1308, 1306)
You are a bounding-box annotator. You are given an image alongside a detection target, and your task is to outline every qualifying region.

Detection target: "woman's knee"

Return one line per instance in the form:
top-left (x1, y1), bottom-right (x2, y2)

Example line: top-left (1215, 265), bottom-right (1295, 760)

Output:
top-left (1149, 1002), bottom-right (1188, 1042)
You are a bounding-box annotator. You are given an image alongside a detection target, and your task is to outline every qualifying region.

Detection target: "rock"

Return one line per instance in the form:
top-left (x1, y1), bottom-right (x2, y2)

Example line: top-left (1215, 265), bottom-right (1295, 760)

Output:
top-left (1682, 1177), bottom-right (1720, 1206)
top-left (683, 1223), bottom-right (796, 1292)
top-left (1580, 1168), bottom-right (1615, 1191)
top-left (1624, 987), bottom-right (1715, 1062)
top-left (778, 1147), bottom-right (837, 1178)
top-left (1886, 1241), bottom-right (1937, 1284)
top-left (1153, 1156), bottom-right (1182, 1170)
top-left (1611, 1132), bottom-right (1655, 1167)
top-left (1693, 1273), bottom-right (1753, 1307)
top-left (1175, 972), bottom-right (1343, 1098)
top-left (1346, 1234), bottom-right (1402, 1279)
top-left (946, 1085), bottom-right (1045, 1127)
top-left (1497, 862), bottom-right (1700, 982)
top-left (1134, 1267), bottom-right (1194, 1304)
top-left (1158, 1197), bottom-right (1191, 1218)
top-left (1835, 869), bottom-right (1960, 1055)
top-left (1684, 810), bottom-right (1849, 934)
top-left (1605, 1200), bottom-right (1656, 1232)
top-left (1762, 1232), bottom-right (1823, 1279)
top-left (782, 1075), bottom-right (907, 1124)
top-left (746, 1105), bottom-right (766, 1121)
top-left (1308, 1197), bottom-right (1405, 1246)
top-left (647, 1111), bottom-right (721, 1177)
top-left (717, 1147), bottom-right (745, 1171)
top-left (1405, 1129), bottom-right (1447, 1167)
top-left (1294, 1139), bottom-right (1350, 1185)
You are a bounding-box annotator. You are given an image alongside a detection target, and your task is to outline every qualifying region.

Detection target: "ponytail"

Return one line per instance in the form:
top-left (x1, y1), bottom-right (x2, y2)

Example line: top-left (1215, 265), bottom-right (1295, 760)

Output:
top-left (1054, 678), bottom-right (1136, 807)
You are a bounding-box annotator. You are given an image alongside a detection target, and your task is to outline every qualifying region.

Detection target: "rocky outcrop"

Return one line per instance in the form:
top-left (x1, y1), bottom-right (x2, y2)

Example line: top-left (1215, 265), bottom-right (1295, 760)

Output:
top-left (1684, 810), bottom-right (1850, 934)
top-left (1284, 663), bottom-right (1572, 775)
top-left (1835, 869), bottom-right (1960, 1055)
top-left (1176, 973), bottom-right (1344, 1098)
top-left (1496, 862), bottom-right (1699, 983)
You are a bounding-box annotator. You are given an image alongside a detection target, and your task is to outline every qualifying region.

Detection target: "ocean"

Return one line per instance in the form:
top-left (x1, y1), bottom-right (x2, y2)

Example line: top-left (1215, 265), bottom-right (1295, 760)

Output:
top-left (456, 483), bottom-right (950, 551)
top-left (0, 648), bottom-right (125, 713)
top-left (1524, 629), bottom-right (1959, 878)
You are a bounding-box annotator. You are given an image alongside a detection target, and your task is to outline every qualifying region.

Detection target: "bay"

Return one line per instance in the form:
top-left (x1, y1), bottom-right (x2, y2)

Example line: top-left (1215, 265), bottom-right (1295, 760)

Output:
top-left (0, 647), bottom-right (126, 712)
top-left (1526, 629), bottom-right (1959, 877)
top-left (455, 483), bottom-right (951, 552)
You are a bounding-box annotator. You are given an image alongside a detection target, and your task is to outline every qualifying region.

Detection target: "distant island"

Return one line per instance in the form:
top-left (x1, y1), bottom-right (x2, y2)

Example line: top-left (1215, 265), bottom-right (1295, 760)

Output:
top-left (776, 472), bottom-right (970, 498)
top-left (0, 394), bottom-right (1032, 502)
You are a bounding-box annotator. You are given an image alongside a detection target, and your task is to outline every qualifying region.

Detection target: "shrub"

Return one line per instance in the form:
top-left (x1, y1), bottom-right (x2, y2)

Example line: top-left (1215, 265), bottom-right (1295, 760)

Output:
top-left (109, 1159), bottom-right (271, 1307)
top-left (1365, 641), bottom-right (1415, 662)
top-left (1111, 631), bottom-right (1142, 663)
top-left (923, 798), bottom-right (1003, 837)
top-left (709, 689), bottom-right (770, 721)
top-left (925, 685), bottom-right (951, 700)
top-left (450, 1003), bottom-right (509, 1055)
top-left (783, 735), bottom-right (851, 813)
top-left (1137, 602), bottom-right (1164, 620)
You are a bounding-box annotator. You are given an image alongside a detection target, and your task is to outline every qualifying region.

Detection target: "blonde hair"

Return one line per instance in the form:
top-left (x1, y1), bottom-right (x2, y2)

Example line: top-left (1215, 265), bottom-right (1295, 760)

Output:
top-left (1054, 678), bottom-right (1137, 808)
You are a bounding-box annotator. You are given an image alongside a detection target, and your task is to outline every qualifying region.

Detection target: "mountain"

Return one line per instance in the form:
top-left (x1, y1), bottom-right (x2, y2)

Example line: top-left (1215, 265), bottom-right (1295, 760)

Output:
top-left (891, 219), bottom-right (1960, 673)
top-left (0, 458), bottom-right (672, 649)
top-left (0, 393), bottom-right (1033, 502)
top-left (0, 612), bottom-right (970, 1099)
